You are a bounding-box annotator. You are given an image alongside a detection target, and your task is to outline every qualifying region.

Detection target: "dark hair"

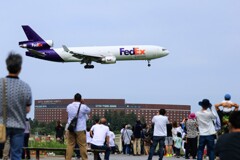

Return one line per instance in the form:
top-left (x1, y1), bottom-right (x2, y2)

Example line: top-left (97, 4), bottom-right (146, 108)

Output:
top-left (172, 121), bottom-right (178, 128)
top-left (136, 120), bottom-right (141, 124)
top-left (229, 111), bottom-right (240, 129)
top-left (177, 132), bottom-right (182, 138)
top-left (142, 123), bottom-right (147, 129)
top-left (6, 52), bottom-right (22, 74)
top-left (159, 109), bottom-right (166, 115)
top-left (122, 124), bottom-right (126, 128)
top-left (87, 127), bottom-right (91, 132)
top-left (74, 93), bottom-right (82, 101)
top-left (95, 119), bottom-right (100, 124)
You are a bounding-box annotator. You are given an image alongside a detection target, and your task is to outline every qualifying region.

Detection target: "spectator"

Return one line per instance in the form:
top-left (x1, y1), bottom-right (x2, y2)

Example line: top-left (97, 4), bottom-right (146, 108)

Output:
top-left (196, 99), bottom-right (216, 160)
top-left (185, 113), bottom-right (198, 159)
top-left (143, 124), bottom-right (153, 155)
top-left (133, 120), bottom-right (142, 155)
top-left (22, 118), bottom-right (31, 160)
top-left (180, 118), bottom-right (187, 156)
top-left (109, 128), bottom-right (116, 154)
top-left (0, 53), bottom-right (32, 160)
top-left (120, 124), bottom-right (126, 154)
top-left (90, 118), bottom-right (111, 160)
top-left (86, 127), bottom-right (92, 149)
top-left (122, 124), bottom-right (133, 155)
top-left (147, 109), bottom-right (169, 160)
top-left (215, 111), bottom-right (240, 160)
top-left (165, 123), bottom-right (173, 157)
top-left (172, 121), bottom-right (182, 156)
top-left (173, 132), bottom-right (182, 158)
top-left (65, 93), bottom-right (90, 160)
top-left (172, 121), bottom-right (183, 139)
top-left (55, 120), bottom-right (64, 143)
top-left (215, 94), bottom-right (239, 134)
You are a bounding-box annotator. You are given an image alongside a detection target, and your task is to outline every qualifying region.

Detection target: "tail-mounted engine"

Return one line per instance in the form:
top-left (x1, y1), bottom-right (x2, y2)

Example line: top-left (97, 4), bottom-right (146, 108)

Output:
top-left (19, 40), bottom-right (53, 49)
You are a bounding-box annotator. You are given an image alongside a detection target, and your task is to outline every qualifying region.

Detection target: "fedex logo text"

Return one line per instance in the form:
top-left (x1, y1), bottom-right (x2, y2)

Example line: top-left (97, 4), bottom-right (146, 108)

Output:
top-left (32, 43), bottom-right (43, 47)
top-left (120, 48), bottom-right (145, 55)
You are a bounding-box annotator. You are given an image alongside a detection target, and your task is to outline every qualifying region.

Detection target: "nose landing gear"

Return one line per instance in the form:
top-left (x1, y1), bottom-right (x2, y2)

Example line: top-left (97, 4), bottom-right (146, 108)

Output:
top-left (147, 60), bottom-right (151, 67)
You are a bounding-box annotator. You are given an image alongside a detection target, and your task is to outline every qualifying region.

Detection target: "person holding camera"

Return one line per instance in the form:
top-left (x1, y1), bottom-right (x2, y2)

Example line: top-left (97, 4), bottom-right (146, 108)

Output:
top-left (185, 113), bottom-right (198, 159)
top-left (65, 93), bottom-right (90, 160)
top-left (147, 109), bottom-right (169, 160)
top-left (196, 99), bottom-right (217, 160)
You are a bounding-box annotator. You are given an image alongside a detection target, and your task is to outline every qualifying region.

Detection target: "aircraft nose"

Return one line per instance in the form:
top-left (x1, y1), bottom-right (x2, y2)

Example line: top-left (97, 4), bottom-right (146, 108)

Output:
top-left (162, 49), bottom-right (169, 56)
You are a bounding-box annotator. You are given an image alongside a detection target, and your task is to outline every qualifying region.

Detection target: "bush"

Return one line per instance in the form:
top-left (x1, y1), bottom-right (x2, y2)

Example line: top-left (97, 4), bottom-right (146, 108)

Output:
top-left (29, 139), bottom-right (67, 155)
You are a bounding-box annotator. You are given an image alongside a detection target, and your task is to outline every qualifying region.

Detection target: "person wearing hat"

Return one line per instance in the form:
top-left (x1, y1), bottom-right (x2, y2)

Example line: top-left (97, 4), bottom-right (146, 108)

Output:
top-left (196, 99), bottom-right (217, 160)
top-left (185, 113), bottom-right (198, 159)
top-left (215, 94), bottom-right (239, 134)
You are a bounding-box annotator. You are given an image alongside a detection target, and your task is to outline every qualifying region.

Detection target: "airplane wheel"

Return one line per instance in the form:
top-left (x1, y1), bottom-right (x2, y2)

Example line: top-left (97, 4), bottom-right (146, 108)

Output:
top-left (84, 65), bottom-right (94, 69)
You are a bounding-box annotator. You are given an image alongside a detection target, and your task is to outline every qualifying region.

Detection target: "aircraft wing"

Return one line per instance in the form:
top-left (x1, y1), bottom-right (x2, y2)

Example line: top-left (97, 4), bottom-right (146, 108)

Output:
top-left (62, 45), bottom-right (102, 63)
top-left (28, 49), bottom-right (46, 57)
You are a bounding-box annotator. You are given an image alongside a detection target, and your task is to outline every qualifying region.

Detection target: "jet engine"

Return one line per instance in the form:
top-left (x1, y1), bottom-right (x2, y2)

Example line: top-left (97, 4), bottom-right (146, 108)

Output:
top-left (19, 40), bottom-right (54, 49)
top-left (101, 56), bottom-right (116, 64)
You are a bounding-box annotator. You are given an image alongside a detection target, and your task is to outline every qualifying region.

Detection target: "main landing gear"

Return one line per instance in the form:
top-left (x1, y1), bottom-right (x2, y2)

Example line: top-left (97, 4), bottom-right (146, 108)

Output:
top-left (84, 65), bottom-right (94, 69)
top-left (147, 60), bottom-right (151, 67)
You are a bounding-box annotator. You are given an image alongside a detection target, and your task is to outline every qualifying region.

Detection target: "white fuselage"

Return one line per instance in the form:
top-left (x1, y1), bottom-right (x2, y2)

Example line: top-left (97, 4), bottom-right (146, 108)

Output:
top-left (54, 45), bottom-right (169, 62)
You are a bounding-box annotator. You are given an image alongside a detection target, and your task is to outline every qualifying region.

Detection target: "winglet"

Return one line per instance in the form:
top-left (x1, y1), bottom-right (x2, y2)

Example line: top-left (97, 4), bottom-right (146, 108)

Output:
top-left (62, 45), bottom-right (69, 52)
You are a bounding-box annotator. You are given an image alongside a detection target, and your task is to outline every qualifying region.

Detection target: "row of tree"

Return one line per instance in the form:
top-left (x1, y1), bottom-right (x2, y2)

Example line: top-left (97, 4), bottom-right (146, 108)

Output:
top-left (29, 110), bottom-right (146, 135)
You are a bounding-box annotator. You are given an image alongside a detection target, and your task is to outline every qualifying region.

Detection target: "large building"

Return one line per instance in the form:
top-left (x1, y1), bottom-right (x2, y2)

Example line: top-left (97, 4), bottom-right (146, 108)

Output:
top-left (35, 98), bottom-right (191, 124)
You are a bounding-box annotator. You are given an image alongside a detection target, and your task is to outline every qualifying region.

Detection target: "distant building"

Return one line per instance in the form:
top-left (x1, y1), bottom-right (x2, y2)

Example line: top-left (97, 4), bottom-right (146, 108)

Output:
top-left (35, 99), bottom-right (190, 124)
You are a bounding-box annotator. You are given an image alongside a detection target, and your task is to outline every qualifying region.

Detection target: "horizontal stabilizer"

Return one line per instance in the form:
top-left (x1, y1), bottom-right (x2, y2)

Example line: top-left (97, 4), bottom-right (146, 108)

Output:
top-left (28, 49), bottom-right (46, 57)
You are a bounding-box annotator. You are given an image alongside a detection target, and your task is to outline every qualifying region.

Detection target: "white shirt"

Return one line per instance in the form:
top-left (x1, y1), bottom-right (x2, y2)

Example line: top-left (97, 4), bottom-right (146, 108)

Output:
top-left (66, 102), bottom-right (91, 131)
top-left (172, 126), bottom-right (183, 138)
top-left (91, 124), bottom-right (110, 146)
top-left (122, 129), bottom-right (133, 145)
top-left (152, 115), bottom-right (169, 136)
top-left (109, 131), bottom-right (115, 147)
top-left (196, 109), bottom-right (216, 136)
top-left (86, 131), bottom-right (92, 143)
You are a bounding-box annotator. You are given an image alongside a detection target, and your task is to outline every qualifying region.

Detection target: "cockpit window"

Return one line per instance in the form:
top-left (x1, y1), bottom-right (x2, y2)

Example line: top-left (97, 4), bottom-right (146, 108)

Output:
top-left (162, 48), bottom-right (167, 51)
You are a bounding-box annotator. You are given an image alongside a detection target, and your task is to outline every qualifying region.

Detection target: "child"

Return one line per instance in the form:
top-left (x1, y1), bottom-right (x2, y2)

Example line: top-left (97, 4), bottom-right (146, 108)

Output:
top-left (86, 127), bottom-right (92, 149)
top-left (173, 132), bottom-right (182, 158)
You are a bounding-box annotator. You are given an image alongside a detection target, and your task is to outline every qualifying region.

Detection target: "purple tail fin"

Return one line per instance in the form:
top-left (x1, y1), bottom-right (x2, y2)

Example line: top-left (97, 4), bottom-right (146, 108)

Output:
top-left (22, 25), bottom-right (44, 41)
top-left (19, 25), bottom-right (53, 50)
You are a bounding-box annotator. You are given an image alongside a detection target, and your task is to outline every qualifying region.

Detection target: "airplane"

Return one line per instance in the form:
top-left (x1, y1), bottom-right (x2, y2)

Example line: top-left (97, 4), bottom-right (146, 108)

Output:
top-left (19, 25), bottom-right (169, 69)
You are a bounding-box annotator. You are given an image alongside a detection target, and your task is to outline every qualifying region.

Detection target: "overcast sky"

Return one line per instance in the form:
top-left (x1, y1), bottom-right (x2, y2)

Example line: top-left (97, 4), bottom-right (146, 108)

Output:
top-left (1, 1), bottom-right (240, 119)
